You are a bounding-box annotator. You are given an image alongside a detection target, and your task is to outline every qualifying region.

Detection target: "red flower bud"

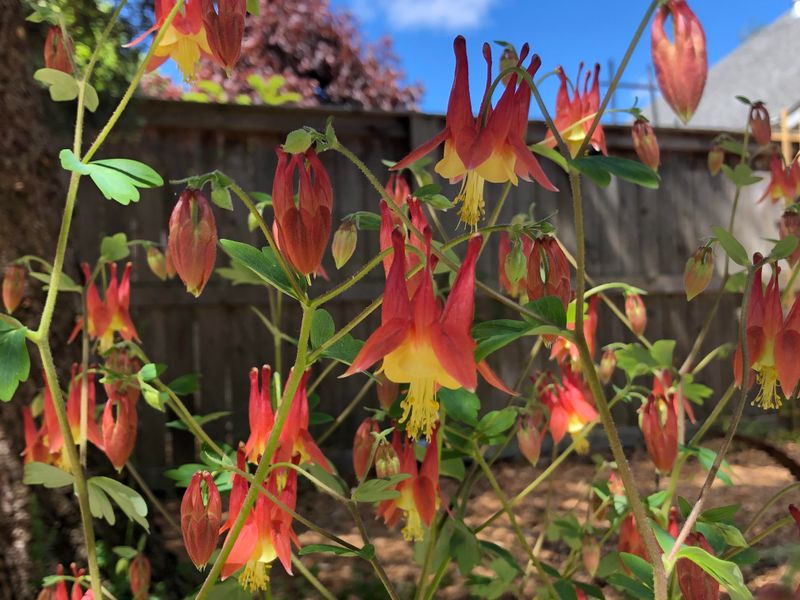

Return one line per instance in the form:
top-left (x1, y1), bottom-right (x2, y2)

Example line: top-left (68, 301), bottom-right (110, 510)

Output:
top-left (200, 0), bottom-right (246, 73)
top-left (632, 118), bottom-right (660, 171)
top-left (516, 414), bottom-right (542, 466)
top-left (707, 146), bottom-right (724, 176)
top-left (3, 264), bottom-right (26, 313)
top-left (385, 173), bottom-right (410, 207)
top-left (625, 293), bottom-right (647, 336)
top-left (618, 513), bottom-right (647, 561)
top-left (527, 236), bottom-right (571, 309)
top-left (353, 418), bottom-right (378, 479)
top-left (102, 395), bottom-right (138, 470)
top-left (168, 189), bottom-right (218, 297)
top-left (684, 246), bottom-right (714, 300)
top-left (749, 101), bottom-right (772, 147)
top-left (640, 395), bottom-right (678, 473)
top-left (128, 553), bottom-right (151, 600)
top-left (44, 26), bottom-right (73, 74)
top-left (181, 471), bottom-right (222, 569)
top-left (651, 0), bottom-right (707, 124)
top-left (582, 536), bottom-right (600, 576)
top-left (598, 349), bottom-right (617, 384)
top-left (272, 149), bottom-right (333, 275)
top-left (375, 441), bottom-right (400, 479)
top-left (375, 372), bottom-right (399, 410)
top-left (332, 220), bottom-right (357, 269)
top-left (146, 246), bottom-right (169, 281)
top-left (779, 211), bottom-right (800, 267)
top-left (676, 533), bottom-right (720, 600)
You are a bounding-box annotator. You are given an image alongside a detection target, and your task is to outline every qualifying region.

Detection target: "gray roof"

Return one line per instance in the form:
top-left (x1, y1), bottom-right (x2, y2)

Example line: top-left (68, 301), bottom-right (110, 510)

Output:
top-left (647, 9), bottom-right (800, 130)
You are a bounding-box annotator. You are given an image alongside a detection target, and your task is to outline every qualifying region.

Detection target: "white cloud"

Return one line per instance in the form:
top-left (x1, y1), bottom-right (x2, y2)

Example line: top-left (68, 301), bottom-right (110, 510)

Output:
top-left (351, 0), bottom-right (499, 31)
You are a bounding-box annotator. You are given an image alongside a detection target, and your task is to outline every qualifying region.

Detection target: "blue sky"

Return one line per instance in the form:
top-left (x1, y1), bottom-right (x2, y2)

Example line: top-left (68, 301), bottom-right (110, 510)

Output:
top-left (331, 0), bottom-right (790, 118)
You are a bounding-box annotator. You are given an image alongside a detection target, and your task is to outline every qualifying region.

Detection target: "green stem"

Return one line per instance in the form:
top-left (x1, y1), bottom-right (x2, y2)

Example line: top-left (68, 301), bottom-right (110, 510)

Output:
top-left (290, 555), bottom-right (336, 600)
top-left (79, 289), bottom-right (90, 465)
top-left (126, 461), bottom-right (180, 533)
top-left (743, 482), bottom-right (800, 536)
top-left (317, 379), bottom-right (374, 444)
top-left (159, 382), bottom-right (226, 457)
top-left (310, 248), bottom-right (391, 308)
top-left (196, 306), bottom-right (315, 599)
top-left (568, 171), bottom-right (667, 598)
top-left (346, 502), bottom-right (401, 600)
top-left (723, 515), bottom-right (795, 560)
top-left (781, 259), bottom-right (800, 304)
top-left (307, 361), bottom-right (337, 395)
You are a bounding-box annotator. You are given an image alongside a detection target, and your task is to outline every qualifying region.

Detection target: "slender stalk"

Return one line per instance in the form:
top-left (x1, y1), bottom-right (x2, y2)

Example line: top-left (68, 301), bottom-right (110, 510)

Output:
top-left (346, 502), bottom-right (401, 600)
top-left (79, 289), bottom-right (90, 465)
top-left (317, 379), bottom-right (374, 444)
top-left (568, 171), bottom-right (667, 597)
top-left (196, 306), bottom-right (315, 599)
top-left (688, 383), bottom-right (735, 446)
top-left (290, 555), bottom-right (336, 600)
top-left (159, 383), bottom-right (226, 457)
top-left (307, 361), bottom-right (337, 395)
top-left (126, 461), bottom-right (180, 533)
top-left (723, 515), bottom-right (795, 560)
top-left (781, 259), bottom-right (800, 303)
top-left (743, 482), bottom-right (800, 536)
top-left (310, 248), bottom-right (391, 308)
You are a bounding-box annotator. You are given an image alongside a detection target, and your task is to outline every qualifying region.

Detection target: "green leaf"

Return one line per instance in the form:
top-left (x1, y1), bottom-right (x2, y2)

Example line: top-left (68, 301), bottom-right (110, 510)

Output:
top-left (311, 309), bottom-right (336, 348)
top-left (23, 462), bottom-right (74, 488)
top-left (607, 572), bottom-right (654, 599)
top-left (477, 408), bottom-right (517, 439)
top-left (721, 163), bottom-right (762, 188)
top-left (245, 0), bottom-right (259, 14)
top-left (619, 552), bottom-right (654, 588)
top-left (529, 143), bottom-right (568, 172)
top-left (352, 474), bottom-right (409, 502)
top-left (59, 151), bottom-right (163, 206)
top-left (137, 363), bottom-right (163, 382)
top-left (418, 193), bottom-right (453, 210)
top-left (0, 321), bottom-right (30, 401)
top-left (770, 235), bottom-right (798, 260)
top-left (34, 68), bottom-right (79, 102)
top-left (700, 504), bottom-right (740, 523)
top-left (713, 522), bottom-right (748, 547)
top-left (89, 477), bottom-right (149, 532)
top-left (672, 546), bottom-right (751, 600)
top-left (523, 296), bottom-right (568, 329)
top-left (347, 211), bottom-right (381, 231)
top-left (88, 480), bottom-right (116, 524)
top-left (649, 339), bottom-right (675, 368)
top-left (84, 83), bottom-right (99, 112)
top-left (59, 148), bottom-right (91, 175)
top-left (450, 521), bottom-right (480, 575)
top-left (211, 184), bottom-right (233, 211)
top-left (615, 343), bottom-right (659, 378)
top-left (140, 381), bottom-right (166, 411)
top-left (414, 183), bottom-right (441, 197)
top-left (167, 411), bottom-right (231, 431)
top-left (219, 240), bottom-right (301, 299)
top-left (439, 388), bottom-right (479, 426)
top-left (100, 232), bottom-right (130, 262)
top-left (112, 546), bottom-right (139, 559)
top-left (473, 319), bottom-right (536, 362)
top-left (168, 373), bottom-right (200, 395)
top-left (725, 270), bottom-right (747, 292)
top-left (298, 543), bottom-right (375, 559)
top-left (573, 155), bottom-right (660, 189)
top-left (320, 334), bottom-right (363, 366)
top-left (713, 227), bottom-right (749, 266)
top-left (304, 463), bottom-right (347, 496)
top-left (163, 463), bottom-right (205, 487)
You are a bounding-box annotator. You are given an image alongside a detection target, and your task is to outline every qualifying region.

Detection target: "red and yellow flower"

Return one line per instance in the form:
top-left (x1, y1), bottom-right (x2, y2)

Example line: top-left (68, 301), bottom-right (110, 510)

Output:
top-left (759, 154), bottom-right (799, 206)
top-left (540, 366), bottom-right (598, 453)
top-left (640, 391), bottom-right (678, 473)
top-left (550, 296), bottom-right (599, 369)
top-left (527, 235), bottom-right (571, 309)
top-left (546, 63), bottom-right (607, 156)
top-left (22, 406), bottom-right (49, 464)
top-left (392, 36), bottom-right (556, 227)
top-left (66, 364), bottom-right (104, 450)
top-left (276, 370), bottom-right (331, 471)
top-left (102, 391), bottom-right (138, 471)
top-left (353, 418), bottom-right (379, 479)
top-left (244, 365), bottom-right (274, 464)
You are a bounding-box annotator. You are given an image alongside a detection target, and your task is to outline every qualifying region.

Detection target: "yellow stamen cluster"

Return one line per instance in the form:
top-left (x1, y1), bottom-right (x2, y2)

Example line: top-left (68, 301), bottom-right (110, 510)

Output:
top-left (402, 509), bottom-right (425, 542)
top-left (753, 365), bottom-right (782, 410)
top-left (455, 171), bottom-right (486, 227)
top-left (239, 560), bottom-right (271, 592)
top-left (401, 378), bottom-right (439, 440)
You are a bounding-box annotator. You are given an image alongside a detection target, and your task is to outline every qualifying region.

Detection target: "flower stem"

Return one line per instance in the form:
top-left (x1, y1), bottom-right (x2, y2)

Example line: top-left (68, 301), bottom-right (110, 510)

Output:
top-left (290, 555), bottom-right (336, 600)
top-left (317, 379), bottom-right (374, 444)
top-left (346, 501), bottom-right (401, 600)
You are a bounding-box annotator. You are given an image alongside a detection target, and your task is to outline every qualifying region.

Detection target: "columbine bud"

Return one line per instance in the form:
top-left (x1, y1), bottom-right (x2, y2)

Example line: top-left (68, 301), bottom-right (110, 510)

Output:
top-left (516, 415), bottom-right (542, 466)
top-left (375, 372), bottom-right (399, 410)
top-left (375, 441), bottom-right (400, 479)
top-left (651, 0), bottom-right (707, 124)
top-left (582, 537), bottom-right (600, 576)
top-left (181, 471), bottom-right (222, 569)
top-left (749, 101), bottom-right (772, 147)
top-left (625, 293), bottom-right (647, 336)
top-left (640, 395), bottom-right (678, 473)
top-left (102, 395), bottom-right (137, 470)
top-left (168, 189), bottom-right (218, 297)
top-left (200, 0), bottom-right (246, 73)
top-left (708, 145), bottom-right (724, 175)
top-left (44, 26), bottom-right (72, 74)
top-left (618, 514), bottom-right (647, 561)
top-left (505, 241), bottom-right (527, 287)
top-left (598, 349), bottom-right (617, 384)
top-left (631, 118), bottom-right (660, 171)
top-left (684, 246), bottom-right (714, 300)
top-left (3, 264), bottom-right (26, 313)
top-left (353, 418), bottom-right (378, 479)
top-left (676, 533), bottom-right (720, 600)
top-left (332, 220), bottom-right (357, 269)
top-left (779, 211), bottom-right (800, 267)
top-left (128, 554), bottom-right (151, 600)
top-left (527, 236), bottom-right (571, 309)
top-left (499, 44), bottom-right (518, 86)
top-left (146, 246), bottom-right (168, 281)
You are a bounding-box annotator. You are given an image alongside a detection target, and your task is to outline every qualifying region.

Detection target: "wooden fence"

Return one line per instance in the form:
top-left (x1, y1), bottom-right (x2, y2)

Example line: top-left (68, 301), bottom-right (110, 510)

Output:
top-left (64, 100), bottom-right (782, 486)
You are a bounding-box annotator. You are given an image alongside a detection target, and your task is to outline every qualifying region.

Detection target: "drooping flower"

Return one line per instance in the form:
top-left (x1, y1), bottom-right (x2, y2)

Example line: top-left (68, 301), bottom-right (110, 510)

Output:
top-left (546, 63), bottom-right (607, 156)
top-left (550, 296), bottom-right (599, 369)
top-left (200, 0), bottom-right (246, 73)
top-left (749, 101), bottom-right (772, 147)
top-left (41, 564), bottom-right (70, 600)
top-left (618, 514), bottom-right (647, 561)
top-left (653, 370), bottom-right (696, 424)
top-left (102, 393), bottom-right (138, 470)
top-left (651, 0), bottom-right (707, 124)
top-left (385, 173), bottom-right (410, 207)
top-left (540, 367), bottom-right (598, 453)
top-left (684, 245), bottom-right (714, 300)
top-left (625, 293), bottom-right (647, 337)
top-left (22, 406), bottom-right (49, 464)
top-left (632, 117), bottom-right (660, 171)
top-left (379, 199), bottom-right (429, 296)
top-left (759, 154), bottom-right (797, 206)
top-left (779, 211), bottom-right (800, 267)
top-left (377, 430), bottom-right (440, 541)
top-left (276, 370), bottom-right (331, 471)
top-left (734, 259), bottom-right (800, 409)
top-left (70, 564), bottom-right (86, 600)
top-left (499, 232), bottom-right (531, 300)
top-left (65, 364), bottom-right (103, 450)
top-left (676, 533), bottom-right (720, 600)
top-left (244, 365), bottom-right (274, 464)
top-left (353, 418), bottom-right (378, 479)
top-left (392, 36), bottom-right (556, 227)
top-left (128, 554), bottom-right (151, 600)
top-left (102, 348), bottom-right (142, 405)
top-left (516, 413), bottom-right (543, 466)
top-left (3, 264), bottom-right (26, 314)
top-left (168, 188), bottom-right (218, 297)
top-left (272, 149), bottom-right (333, 275)
top-left (181, 471), bottom-right (222, 569)
top-left (640, 392), bottom-right (678, 473)
top-left (42, 372), bottom-right (64, 458)
top-left (44, 26), bottom-right (73, 74)
top-left (125, 0), bottom-right (212, 81)
top-left (527, 235), bottom-right (571, 309)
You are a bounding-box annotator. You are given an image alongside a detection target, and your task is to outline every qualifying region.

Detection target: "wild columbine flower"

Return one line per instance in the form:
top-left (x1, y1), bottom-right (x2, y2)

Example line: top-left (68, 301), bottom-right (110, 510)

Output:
top-left (353, 418), bottom-right (378, 479)
top-left (392, 36), bottom-right (556, 227)
top-left (272, 149), bottom-right (333, 275)
top-left (42, 564), bottom-right (69, 600)
top-left (527, 235), bottom-right (571, 309)
top-left (516, 413), bottom-right (543, 466)
top-left (639, 392), bottom-right (678, 473)
top-left (102, 347), bottom-right (142, 405)
top-left (653, 370), bottom-right (696, 423)
top-left (276, 370), bottom-right (331, 471)
top-left (651, 0), bottom-right (707, 124)
top-left (540, 367), bottom-right (597, 453)
top-left (385, 173), bottom-right (410, 207)
top-left (70, 564), bottom-right (86, 600)
top-left (631, 117), bottom-right (660, 171)
top-left (168, 189), bottom-right (218, 297)
top-left (625, 293), bottom-right (647, 337)
top-left (44, 26), bottom-right (73, 74)
top-left (378, 430), bottom-right (440, 541)
top-left (128, 554), bottom-right (151, 600)
top-left (181, 471), bottom-right (221, 569)
top-left (684, 245), bottom-right (714, 300)
top-left (221, 449), bottom-right (298, 592)
top-left (550, 296), bottom-right (599, 369)
top-left (676, 533), bottom-right (720, 600)
top-left (499, 232), bottom-right (531, 300)
top-left (779, 210), bottom-right (800, 267)
top-left (42, 372), bottom-right (65, 460)
top-left (378, 200), bottom-right (429, 296)
top-left (707, 145), bottom-right (724, 176)
top-left (200, 0), bottom-right (246, 73)
top-left (734, 259), bottom-right (800, 409)
top-left (598, 348), bottom-right (617, 384)
top-left (146, 246), bottom-right (169, 281)
top-left (65, 364), bottom-right (103, 450)
top-left (546, 63), bottom-right (607, 156)
top-left (244, 365), bottom-right (274, 464)
top-left (759, 154), bottom-right (798, 206)
top-left (72, 262), bottom-right (139, 352)
top-left (126, 0), bottom-right (212, 81)
top-left (344, 231), bottom-right (495, 440)
top-left (749, 101), bottom-right (772, 147)
top-left (618, 514), bottom-right (647, 561)
top-left (3, 264), bottom-right (25, 314)
top-left (102, 392), bottom-right (138, 470)
top-left (22, 406), bottom-right (49, 464)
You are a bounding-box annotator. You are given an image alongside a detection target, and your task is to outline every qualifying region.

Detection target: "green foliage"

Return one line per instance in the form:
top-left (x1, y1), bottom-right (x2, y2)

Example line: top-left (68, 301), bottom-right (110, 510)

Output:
top-left (219, 240), bottom-right (304, 299)
top-left (713, 227), bottom-right (749, 266)
top-left (572, 155), bottom-right (660, 189)
top-left (0, 319), bottom-right (30, 401)
top-left (60, 150), bottom-right (163, 205)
